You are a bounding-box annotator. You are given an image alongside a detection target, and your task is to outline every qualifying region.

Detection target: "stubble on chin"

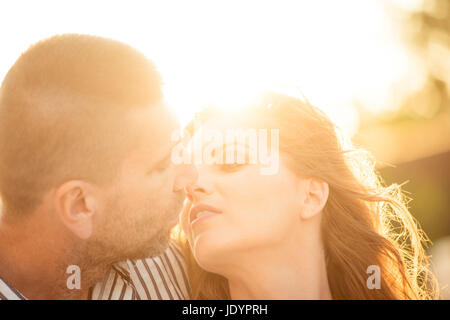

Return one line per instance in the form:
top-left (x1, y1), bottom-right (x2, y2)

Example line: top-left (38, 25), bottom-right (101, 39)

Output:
top-left (133, 192), bottom-right (185, 259)
top-left (88, 191), bottom-right (185, 266)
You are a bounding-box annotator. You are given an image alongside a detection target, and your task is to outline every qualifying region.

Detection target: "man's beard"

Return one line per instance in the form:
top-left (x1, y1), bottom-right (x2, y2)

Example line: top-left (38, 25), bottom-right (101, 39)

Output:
top-left (84, 190), bottom-right (185, 267)
top-left (83, 226), bottom-right (170, 267)
top-left (54, 191), bottom-right (185, 297)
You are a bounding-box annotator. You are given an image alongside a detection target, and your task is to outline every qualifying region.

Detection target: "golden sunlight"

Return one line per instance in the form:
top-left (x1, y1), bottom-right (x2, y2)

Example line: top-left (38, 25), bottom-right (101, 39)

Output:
top-left (0, 0), bottom-right (428, 136)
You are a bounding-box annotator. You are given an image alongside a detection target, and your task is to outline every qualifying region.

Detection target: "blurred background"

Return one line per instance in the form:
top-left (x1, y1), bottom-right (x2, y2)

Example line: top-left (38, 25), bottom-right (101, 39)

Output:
top-left (0, 0), bottom-right (448, 298)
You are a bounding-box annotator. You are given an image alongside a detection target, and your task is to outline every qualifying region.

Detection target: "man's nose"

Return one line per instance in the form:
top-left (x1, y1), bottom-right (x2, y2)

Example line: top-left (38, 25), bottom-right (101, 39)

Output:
top-left (173, 163), bottom-right (198, 192)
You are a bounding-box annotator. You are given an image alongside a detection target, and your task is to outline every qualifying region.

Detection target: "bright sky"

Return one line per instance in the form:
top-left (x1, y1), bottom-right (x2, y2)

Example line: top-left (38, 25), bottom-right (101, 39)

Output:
top-left (0, 0), bottom-right (426, 135)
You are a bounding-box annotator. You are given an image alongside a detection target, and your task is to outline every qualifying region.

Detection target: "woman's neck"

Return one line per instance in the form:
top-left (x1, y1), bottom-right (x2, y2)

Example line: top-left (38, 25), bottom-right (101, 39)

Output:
top-left (224, 241), bottom-right (332, 300)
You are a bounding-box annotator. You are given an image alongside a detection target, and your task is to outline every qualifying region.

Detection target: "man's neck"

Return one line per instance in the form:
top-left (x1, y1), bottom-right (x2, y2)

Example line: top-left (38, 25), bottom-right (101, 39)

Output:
top-left (0, 219), bottom-right (99, 300)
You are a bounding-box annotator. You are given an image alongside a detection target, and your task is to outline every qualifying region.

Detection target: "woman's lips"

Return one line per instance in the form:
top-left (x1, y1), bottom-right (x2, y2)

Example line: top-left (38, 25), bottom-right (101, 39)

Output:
top-left (189, 203), bottom-right (222, 226)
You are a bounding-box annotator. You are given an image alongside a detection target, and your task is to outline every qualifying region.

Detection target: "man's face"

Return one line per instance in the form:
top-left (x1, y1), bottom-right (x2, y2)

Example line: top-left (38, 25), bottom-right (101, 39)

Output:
top-left (86, 104), bottom-right (195, 265)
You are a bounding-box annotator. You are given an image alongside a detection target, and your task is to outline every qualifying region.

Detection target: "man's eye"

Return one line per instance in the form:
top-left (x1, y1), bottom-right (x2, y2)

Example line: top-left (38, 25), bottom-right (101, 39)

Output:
top-left (155, 165), bottom-right (168, 172)
top-left (151, 158), bottom-right (172, 174)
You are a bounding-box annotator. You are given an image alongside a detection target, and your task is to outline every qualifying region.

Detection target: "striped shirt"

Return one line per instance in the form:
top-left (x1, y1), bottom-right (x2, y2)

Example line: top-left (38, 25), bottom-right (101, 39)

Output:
top-left (91, 241), bottom-right (190, 300)
top-left (0, 276), bottom-right (26, 300)
top-left (0, 241), bottom-right (189, 300)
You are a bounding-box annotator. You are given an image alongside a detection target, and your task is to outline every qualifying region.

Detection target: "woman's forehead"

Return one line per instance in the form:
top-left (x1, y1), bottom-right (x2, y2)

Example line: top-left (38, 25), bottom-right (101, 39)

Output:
top-left (197, 114), bottom-right (265, 131)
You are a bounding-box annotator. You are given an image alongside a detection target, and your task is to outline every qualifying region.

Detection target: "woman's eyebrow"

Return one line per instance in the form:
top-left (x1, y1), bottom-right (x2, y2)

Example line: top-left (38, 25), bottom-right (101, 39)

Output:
top-left (222, 142), bottom-right (251, 151)
top-left (220, 143), bottom-right (253, 162)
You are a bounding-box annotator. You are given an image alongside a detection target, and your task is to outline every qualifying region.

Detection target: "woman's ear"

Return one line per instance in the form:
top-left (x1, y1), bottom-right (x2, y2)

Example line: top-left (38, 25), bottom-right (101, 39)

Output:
top-left (53, 180), bottom-right (97, 239)
top-left (299, 178), bottom-right (329, 220)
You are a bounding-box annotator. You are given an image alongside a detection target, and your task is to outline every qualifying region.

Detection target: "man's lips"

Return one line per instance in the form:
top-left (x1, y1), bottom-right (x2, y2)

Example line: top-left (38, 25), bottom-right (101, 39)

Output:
top-left (189, 203), bottom-right (222, 225)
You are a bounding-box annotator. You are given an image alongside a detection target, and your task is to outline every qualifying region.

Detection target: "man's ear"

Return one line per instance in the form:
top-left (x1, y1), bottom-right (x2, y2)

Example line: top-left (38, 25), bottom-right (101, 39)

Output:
top-left (53, 180), bottom-right (97, 240)
top-left (299, 178), bottom-right (329, 220)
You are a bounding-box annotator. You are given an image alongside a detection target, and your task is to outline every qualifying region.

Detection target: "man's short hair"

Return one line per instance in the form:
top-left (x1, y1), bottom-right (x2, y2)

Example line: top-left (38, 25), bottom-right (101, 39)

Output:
top-left (0, 34), bottom-right (163, 216)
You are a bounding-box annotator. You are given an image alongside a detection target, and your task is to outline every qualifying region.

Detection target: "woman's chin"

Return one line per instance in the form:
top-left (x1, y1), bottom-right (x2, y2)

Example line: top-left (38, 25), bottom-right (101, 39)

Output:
top-left (193, 235), bottom-right (233, 273)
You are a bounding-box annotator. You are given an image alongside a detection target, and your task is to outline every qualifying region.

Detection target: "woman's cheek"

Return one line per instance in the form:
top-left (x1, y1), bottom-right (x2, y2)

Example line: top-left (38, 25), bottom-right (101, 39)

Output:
top-left (192, 232), bottom-right (225, 272)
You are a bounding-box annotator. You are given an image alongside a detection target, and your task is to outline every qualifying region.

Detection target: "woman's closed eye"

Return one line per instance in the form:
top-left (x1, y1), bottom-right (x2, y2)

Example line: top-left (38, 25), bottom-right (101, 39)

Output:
top-left (217, 145), bottom-right (252, 172)
top-left (218, 162), bottom-right (245, 172)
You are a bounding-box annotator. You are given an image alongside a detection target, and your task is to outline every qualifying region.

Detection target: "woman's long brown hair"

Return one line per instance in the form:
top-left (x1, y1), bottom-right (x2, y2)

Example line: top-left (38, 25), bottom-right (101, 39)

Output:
top-left (174, 92), bottom-right (440, 299)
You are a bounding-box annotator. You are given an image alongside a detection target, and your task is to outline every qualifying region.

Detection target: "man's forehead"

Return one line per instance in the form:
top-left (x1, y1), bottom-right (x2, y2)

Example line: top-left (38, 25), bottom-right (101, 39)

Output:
top-left (133, 103), bottom-right (178, 133)
top-left (128, 104), bottom-right (179, 156)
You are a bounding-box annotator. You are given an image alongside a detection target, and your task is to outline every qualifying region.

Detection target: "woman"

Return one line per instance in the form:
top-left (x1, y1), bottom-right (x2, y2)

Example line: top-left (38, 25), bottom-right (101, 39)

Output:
top-left (93, 92), bottom-right (438, 300)
top-left (175, 92), bottom-right (439, 299)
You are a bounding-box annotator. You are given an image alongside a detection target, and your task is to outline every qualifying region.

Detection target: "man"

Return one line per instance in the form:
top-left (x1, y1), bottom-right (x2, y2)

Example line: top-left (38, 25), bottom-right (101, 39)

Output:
top-left (0, 34), bottom-right (197, 300)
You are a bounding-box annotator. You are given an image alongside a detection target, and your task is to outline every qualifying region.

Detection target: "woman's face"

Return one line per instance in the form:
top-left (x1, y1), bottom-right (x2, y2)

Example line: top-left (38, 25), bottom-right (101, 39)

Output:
top-left (182, 118), bottom-right (308, 273)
